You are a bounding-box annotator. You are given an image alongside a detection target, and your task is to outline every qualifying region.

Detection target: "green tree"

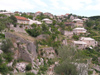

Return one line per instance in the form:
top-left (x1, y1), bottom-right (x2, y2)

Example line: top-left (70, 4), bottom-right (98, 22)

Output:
top-left (1, 39), bottom-right (13, 53)
top-left (55, 45), bottom-right (86, 75)
top-left (10, 15), bottom-right (17, 27)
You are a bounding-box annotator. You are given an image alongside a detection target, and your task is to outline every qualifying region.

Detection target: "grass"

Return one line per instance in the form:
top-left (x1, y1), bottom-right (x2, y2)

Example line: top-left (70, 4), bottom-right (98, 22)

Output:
top-left (14, 73), bottom-right (26, 75)
top-left (9, 32), bottom-right (35, 42)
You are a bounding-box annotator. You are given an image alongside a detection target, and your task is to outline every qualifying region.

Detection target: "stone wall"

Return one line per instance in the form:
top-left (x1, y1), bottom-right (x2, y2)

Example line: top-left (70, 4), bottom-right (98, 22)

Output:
top-left (10, 24), bottom-right (31, 33)
top-left (63, 31), bottom-right (73, 37)
top-left (5, 32), bottom-right (37, 62)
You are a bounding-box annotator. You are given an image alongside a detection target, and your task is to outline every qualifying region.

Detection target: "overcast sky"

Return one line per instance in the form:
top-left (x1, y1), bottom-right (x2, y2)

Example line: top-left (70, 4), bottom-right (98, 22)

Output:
top-left (0, 0), bottom-right (100, 17)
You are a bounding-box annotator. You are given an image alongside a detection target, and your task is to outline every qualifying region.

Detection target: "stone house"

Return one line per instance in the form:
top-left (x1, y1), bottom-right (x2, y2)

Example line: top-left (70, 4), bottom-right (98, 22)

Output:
top-left (63, 31), bottom-right (73, 37)
top-left (0, 11), bottom-right (14, 16)
top-left (15, 16), bottom-right (29, 24)
top-left (35, 11), bottom-right (42, 16)
top-left (44, 12), bottom-right (53, 18)
top-left (80, 37), bottom-right (98, 47)
top-left (10, 24), bottom-right (31, 33)
top-left (65, 13), bottom-right (69, 17)
top-left (73, 19), bottom-right (84, 27)
top-left (73, 37), bottom-right (98, 49)
top-left (73, 28), bottom-right (87, 35)
top-left (42, 18), bottom-right (53, 24)
top-left (73, 41), bottom-right (87, 49)
top-left (64, 22), bottom-right (74, 27)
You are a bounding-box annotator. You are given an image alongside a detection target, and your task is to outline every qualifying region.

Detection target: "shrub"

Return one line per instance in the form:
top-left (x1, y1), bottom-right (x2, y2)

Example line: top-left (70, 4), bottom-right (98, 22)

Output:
top-left (0, 63), bottom-right (8, 74)
top-left (1, 39), bottom-right (13, 53)
top-left (72, 34), bottom-right (79, 40)
top-left (26, 63), bottom-right (32, 71)
top-left (0, 33), bottom-right (5, 39)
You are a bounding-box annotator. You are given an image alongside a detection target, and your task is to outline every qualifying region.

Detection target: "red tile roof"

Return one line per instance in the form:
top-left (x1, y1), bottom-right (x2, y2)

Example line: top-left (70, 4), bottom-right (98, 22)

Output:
top-left (36, 11), bottom-right (42, 13)
top-left (15, 16), bottom-right (29, 21)
top-left (66, 13), bottom-right (69, 15)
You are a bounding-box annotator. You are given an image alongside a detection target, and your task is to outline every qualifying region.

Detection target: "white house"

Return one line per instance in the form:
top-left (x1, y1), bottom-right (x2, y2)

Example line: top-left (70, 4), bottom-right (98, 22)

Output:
top-left (28, 19), bottom-right (42, 25)
top-left (42, 18), bottom-right (52, 24)
top-left (73, 28), bottom-right (87, 34)
top-left (80, 37), bottom-right (98, 47)
top-left (0, 11), bottom-right (14, 16)
top-left (73, 41), bottom-right (87, 49)
top-left (73, 19), bottom-right (83, 27)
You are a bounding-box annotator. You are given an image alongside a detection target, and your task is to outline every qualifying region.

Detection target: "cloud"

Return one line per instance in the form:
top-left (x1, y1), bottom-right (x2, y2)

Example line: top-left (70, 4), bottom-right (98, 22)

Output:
top-left (0, 0), bottom-right (100, 16)
top-left (86, 0), bottom-right (100, 10)
top-left (0, 0), bottom-right (35, 11)
top-left (33, 0), bottom-right (47, 7)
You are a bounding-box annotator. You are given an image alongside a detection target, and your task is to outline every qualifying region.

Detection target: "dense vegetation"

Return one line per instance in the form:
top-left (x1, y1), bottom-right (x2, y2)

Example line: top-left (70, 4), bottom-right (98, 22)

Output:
top-left (0, 39), bottom-right (14, 74)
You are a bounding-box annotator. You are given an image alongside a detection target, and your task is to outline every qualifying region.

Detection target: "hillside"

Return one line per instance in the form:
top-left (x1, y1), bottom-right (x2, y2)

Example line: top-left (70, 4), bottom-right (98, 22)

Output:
top-left (0, 11), bottom-right (100, 75)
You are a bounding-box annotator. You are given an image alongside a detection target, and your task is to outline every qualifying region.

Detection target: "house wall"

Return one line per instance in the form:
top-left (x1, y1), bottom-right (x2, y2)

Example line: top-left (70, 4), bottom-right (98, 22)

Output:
top-left (82, 40), bottom-right (97, 47)
top-left (17, 20), bottom-right (29, 24)
top-left (74, 23), bottom-right (83, 27)
top-left (10, 24), bottom-right (31, 33)
top-left (74, 44), bottom-right (87, 49)
top-left (73, 29), bottom-right (86, 34)
top-left (64, 31), bottom-right (73, 37)
top-left (45, 20), bottom-right (52, 24)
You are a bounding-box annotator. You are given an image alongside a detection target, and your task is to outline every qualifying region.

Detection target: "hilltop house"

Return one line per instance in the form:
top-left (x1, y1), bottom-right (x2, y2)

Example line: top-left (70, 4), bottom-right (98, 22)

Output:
top-left (0, 11), bottom-right (14, 16)
top-left (35, 11), bottom-right (42, 16)
top-left (42, 18), bottom-right (52, 24)
top-left (44, 12), bottom-right (53, 18)
top-left (65, 13), bottom-right (69, 17)
top-left (15, 16), bottom-right (29, 24)
top-left (80, 37), bottom-right (98, 47)
top-left (73, 19), bottom-right (83, 27)
top-left (73, 28), bottom-right (87, 34)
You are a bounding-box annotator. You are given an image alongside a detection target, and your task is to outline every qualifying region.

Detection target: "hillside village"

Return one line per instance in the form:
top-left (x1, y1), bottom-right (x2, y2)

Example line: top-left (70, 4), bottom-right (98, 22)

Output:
top-left (0, 10), bottom-right (100, 75)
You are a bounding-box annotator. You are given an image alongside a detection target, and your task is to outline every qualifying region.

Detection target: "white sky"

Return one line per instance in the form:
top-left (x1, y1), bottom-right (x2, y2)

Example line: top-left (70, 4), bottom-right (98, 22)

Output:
top-left (0, 0), bottom-right (100, 17)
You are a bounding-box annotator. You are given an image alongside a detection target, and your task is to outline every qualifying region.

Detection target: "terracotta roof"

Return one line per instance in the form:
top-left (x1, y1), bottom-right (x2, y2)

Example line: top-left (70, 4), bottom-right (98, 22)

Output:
top-left (66, 13), bottom-right (69, 15)
top-left (15, 16), bottom-right (29, 21)
top-left (36, 11), bottom-right (42, 13)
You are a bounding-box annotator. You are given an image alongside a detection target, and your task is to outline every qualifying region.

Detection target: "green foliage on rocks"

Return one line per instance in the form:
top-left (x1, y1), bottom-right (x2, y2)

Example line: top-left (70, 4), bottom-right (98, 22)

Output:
top-left (26, 63), bottom-right (32, 71)
top-left (54, 45), bottom-right (87, 75)
top-left (1, 39), bottom-right (13, 53)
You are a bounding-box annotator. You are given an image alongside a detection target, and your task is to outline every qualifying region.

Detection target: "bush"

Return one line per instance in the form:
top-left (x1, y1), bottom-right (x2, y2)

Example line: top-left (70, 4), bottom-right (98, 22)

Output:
top-left (3, 53), bottom-right (13, 62)
top-left (55, 62), bottom-right (78, 75)
top-left (26, 28), bottom-right (41, 37)
top-left (72, 34), bottom-right (79, 40)
top-left (0, 33), bottom-right (5, 39)
top-left (0, 63), bottom-right (8, 74)
top-left (1, 39), bottom-right (13, 53)
top-left (26, 63), bottom-right (32, 71)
